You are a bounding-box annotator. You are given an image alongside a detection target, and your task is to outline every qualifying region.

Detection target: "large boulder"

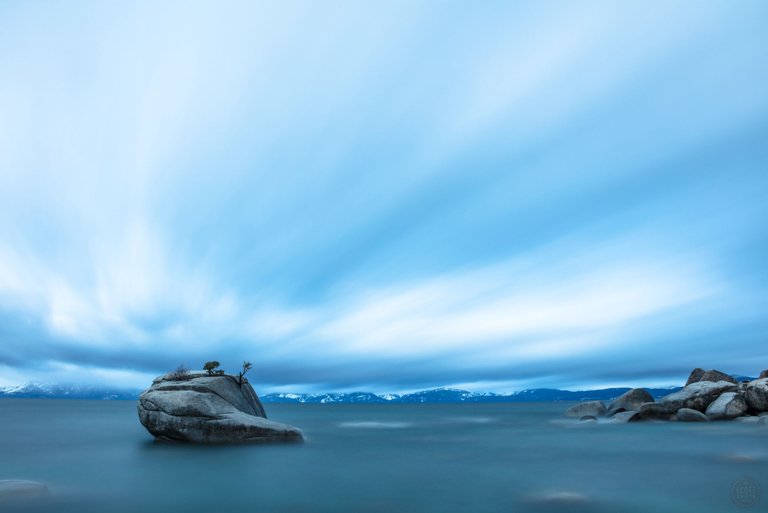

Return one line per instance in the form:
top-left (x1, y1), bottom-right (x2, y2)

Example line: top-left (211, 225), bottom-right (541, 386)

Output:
top-left (685, 368), bottom-right (737, 386)
top-left (608, 388), bottom-right (654, 412)
top-left (745, 378), bottom-right (768, 412)
top-left (564, 401), bottom-right (607, 418)
top-left (759, 370), bottom-right (768, 379)
top-left (138, 372), bottom-right (303, 443)
top-left (659, 381), bottom-right (737, 413)
top-left (705, 392), bottom-right (748, 420)
top-left (676, 408), bottom-right (709, 422)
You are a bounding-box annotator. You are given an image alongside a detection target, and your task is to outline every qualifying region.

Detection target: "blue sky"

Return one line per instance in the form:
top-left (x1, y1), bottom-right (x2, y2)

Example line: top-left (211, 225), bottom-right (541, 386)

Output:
top-left (0, 1), bottom-right (767, 392)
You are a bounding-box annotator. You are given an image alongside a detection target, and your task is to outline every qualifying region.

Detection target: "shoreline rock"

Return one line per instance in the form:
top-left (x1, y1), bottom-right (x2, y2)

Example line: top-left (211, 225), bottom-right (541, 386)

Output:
top-left (137, 371), bottom-right (303, 444)
top-left (745, 378), bottom-right (768, 411)
top-left (677, 408), bottom-right (709, 422)
top-left (608, 388), bottom-right (654, 413)
top-left (563, 368), bottom-right (768, 425)
top-left (685, 368), bottom-right (737, 386)
top-left (705, 392), bottom-right (747, 420)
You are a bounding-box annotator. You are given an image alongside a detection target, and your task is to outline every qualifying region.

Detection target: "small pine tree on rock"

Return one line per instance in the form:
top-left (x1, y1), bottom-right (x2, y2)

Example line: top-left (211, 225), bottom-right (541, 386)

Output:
top-left (203, 361), bottom-right (224, 376)
top-left (238, 361), bottom-right (252, 387)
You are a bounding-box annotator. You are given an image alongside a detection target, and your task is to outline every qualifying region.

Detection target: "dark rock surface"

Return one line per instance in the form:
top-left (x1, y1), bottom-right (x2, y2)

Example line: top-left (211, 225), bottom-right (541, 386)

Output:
top-left (633, 402), bottom-right (675, 421)
top-left (685, 368), bottom-right (737, 386)
top-left (676, 408), bottom-right (709, 422)
top-left (137, 371), bottom-right (303, 443)
top-left (745, 378), bottom-right (768, 412)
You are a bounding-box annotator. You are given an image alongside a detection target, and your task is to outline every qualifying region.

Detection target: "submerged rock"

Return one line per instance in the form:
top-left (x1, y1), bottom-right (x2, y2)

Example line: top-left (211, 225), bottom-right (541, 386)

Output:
top-left (0, 480), bottom-right (49, 501)
top-left (607, 406), bottom-right (627, 417)
top-left (659, 381), bottom-right (737, 413)
top-left (705, 392), bottom-right (747, 420)
top-left (632, 402), bottom-right (675, 421)
top-left (523, 491), bottom-right (594, 512)
top-left (137, 372), bottom-right (303, 443)
top-left (677, 408), bottom-right (709, 422)
top-left (685, 368), bottom-right (737, 386)
top-left (564, 401), bottom-right (607, 418)
top-left (745, 378), bottom-right (768, 412)
top-left (608, 388), bottom-right (654, 412)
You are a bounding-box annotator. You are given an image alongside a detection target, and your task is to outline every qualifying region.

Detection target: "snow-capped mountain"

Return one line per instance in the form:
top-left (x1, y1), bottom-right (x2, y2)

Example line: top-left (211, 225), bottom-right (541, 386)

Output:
top-left (0, 382), bottom-right (141, 400)
top-left (0, 383), bottom-right (708, 403)
top-left (259, 386), bottom-right (684, 404)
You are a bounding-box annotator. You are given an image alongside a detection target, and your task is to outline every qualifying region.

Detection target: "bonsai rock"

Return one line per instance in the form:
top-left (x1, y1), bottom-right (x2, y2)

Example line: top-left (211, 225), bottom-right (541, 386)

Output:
top-left (137, 371), bottom-right (303, 443)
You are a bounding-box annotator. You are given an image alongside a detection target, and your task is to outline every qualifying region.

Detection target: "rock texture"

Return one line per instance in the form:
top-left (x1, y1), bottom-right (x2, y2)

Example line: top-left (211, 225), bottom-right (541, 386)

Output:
top-left (564, 400), bottom-right (607, 418)
top-left (659, 381), bottom-right (737, 413)
top-left (745, 378), bottom-right (768, 412)
top-left (705, 392), bottom-right (747, 420)
top-left (677, 408), bottom-right (709, 422)
top-left (634, 402), bottom-right (675, 421)
top-left (137, 372), bottom-right (303, 443)
top-left (608, 388), bottom-right (654, 412)
top-left (759, 370), bottom-right (768, 379)
top-left (685, 368), bottom-right (737, 386)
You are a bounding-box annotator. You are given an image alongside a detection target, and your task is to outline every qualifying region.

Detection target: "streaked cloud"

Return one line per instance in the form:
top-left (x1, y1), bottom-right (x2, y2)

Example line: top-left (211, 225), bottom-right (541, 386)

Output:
top-left (0, 0), bottom-right (766, 391)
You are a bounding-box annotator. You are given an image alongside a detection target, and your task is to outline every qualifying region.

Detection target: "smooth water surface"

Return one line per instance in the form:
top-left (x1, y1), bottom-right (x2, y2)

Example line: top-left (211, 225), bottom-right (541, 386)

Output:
top-left (1, 399), bottom-right (766, 513)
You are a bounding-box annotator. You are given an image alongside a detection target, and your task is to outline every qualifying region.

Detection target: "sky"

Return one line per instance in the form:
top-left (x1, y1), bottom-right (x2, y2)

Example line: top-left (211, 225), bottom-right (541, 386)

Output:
top-left (0, 0), bottom-right (767, 393)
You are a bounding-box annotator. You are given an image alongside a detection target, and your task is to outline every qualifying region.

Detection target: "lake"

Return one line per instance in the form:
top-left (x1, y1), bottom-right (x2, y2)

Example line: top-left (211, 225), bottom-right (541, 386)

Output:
top-left (0, 399), bottom-right (766, 512)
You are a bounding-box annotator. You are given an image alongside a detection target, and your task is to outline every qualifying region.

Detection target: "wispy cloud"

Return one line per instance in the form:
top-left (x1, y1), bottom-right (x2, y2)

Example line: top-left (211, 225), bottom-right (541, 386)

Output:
top-left (0, 0), bottom-right (766, 391)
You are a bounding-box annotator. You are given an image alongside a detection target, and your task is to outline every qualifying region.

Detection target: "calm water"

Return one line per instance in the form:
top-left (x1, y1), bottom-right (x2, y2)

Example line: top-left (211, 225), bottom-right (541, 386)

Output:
top-left (0, 399), bottom-right (766, 513)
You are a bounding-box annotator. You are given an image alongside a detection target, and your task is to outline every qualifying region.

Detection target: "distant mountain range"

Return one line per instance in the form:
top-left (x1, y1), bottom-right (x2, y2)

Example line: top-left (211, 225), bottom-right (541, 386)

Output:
top-left (259, 387), bottom-right (684, 404)
top-left (0, 382), bottom-right (141, 400)
top-left (2, 375), bottom-right (756, 403)
top-left (0, 382), bottom-right (683, 403)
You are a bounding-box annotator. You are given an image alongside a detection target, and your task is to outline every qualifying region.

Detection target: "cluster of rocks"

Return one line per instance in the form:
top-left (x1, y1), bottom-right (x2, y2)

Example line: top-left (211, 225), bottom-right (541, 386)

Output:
top-left (137, 371), bottom-right (304, 443)
top-left (565, 368), bottom-right (768, 423)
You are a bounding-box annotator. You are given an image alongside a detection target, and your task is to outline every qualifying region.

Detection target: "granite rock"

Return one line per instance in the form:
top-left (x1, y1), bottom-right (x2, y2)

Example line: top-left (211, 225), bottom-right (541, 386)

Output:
top-left (138, 372), bottom-right (303, 443)
top-left (705, 392), bottom-right (747, 420)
